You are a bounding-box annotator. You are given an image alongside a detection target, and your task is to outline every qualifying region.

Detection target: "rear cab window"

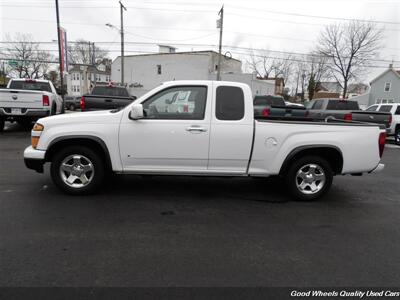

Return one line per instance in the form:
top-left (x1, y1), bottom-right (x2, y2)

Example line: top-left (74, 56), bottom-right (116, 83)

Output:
top-left (216, 86), bottom-right (245, 121)
top-left (326, 100), bottom-right (359, 110)
top-left (395, 106), bottom-right (400, 115)
top-left (378, 105), bottom-right (393, 113)
top-left (92, 86), bottom-right (130, 97)
top-left (254, 95), bottom-right (285, 107)
top-left (9, 80), bottom-right (52, 93)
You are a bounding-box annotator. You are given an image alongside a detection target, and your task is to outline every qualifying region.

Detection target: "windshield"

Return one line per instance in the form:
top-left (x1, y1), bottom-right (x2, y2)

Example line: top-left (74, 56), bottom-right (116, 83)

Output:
top-left (9, 81), bottom-right (52, 92)
top-left (92, 86), bottom-right (130, 97)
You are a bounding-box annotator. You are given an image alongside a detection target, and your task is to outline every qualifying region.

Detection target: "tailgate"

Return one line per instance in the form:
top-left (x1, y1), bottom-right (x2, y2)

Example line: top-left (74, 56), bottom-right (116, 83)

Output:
top-left (352, 111), bottom-right (391, 128)
top-left (0, 89), bottom-right (44, 109)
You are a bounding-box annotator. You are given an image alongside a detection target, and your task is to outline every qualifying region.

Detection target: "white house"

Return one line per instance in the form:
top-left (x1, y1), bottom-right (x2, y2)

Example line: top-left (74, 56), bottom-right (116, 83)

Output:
top-left (66, 64), bottom-right (111, 96)
top-left (111, 47), bottom-right (274, 97)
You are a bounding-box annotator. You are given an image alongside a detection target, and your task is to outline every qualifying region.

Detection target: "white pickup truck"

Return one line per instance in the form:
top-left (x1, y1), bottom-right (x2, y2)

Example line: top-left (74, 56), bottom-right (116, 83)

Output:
top-left (23, 81), bottom-right (386, 201)
top-left (0, 78), bottom-right (63, 131)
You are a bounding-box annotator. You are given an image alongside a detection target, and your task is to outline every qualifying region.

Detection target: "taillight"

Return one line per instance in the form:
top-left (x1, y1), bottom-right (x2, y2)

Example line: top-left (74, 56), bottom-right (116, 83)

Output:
top-left (305, 110), bottom-right (309, 118)
top-left (378, 132), bottom-right (386, 158)
top-left (344, 113), bottom-right (352, 121)
top-left (388, 114), bottom-right (392, 126)
top-left (261, 108), bottom-right (270, 117)
top-left (183, 105), bottom-right (188, 113)
top-left (42, 95), bottom-right (50, 106)
top-left (80, 96), bottom-right (85, 110)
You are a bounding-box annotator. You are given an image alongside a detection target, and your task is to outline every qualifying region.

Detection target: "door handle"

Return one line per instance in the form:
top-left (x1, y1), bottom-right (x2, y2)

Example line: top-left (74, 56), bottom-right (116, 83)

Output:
top-left (186, 126), bottom-right (207, 133)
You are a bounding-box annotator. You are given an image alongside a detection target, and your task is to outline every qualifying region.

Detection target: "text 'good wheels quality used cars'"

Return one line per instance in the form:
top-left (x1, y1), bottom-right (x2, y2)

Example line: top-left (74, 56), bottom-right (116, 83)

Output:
top-left (24, 80), bottom-right (386, 201)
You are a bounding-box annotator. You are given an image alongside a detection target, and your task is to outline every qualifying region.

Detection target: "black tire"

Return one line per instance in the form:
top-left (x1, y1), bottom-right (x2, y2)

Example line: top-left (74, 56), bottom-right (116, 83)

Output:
top-left (395, 126), bottom-right (400, 146)
top-left (50, 103), bottom-right (57, 115)
top-left (17, 119), bottom-right (32, 129)
top-left (0, 119), bottom-right (4, 132)
top-left (284, 155), bottom-right (333, 201)
top-left (69, 104), bottom-right (75, 111)
top-left (50, 146), bottom-right (105, 195)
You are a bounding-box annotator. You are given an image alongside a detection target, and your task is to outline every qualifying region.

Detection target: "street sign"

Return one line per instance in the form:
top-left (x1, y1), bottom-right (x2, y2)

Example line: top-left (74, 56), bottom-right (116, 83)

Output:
top-left (9, 60), bottom-right (18, 67)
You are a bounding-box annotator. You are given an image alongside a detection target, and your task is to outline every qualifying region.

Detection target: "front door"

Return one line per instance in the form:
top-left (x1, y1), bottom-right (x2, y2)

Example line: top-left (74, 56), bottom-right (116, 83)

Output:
top-left (119, 85), bottom-right (211, 172)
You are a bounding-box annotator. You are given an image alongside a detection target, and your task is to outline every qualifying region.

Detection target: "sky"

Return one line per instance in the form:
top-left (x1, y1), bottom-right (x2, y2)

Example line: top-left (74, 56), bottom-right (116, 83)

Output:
top-left (0, 0), bottom-right (399, 85)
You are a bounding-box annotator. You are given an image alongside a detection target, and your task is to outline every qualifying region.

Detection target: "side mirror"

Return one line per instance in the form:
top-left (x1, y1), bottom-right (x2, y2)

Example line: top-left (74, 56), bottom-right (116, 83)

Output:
top-left (129, 103), bottom-right (144, 120)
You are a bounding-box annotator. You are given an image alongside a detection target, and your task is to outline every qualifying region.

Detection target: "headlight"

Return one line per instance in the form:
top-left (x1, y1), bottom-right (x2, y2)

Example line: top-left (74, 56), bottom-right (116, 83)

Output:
top-left (31, 123), bottom-right (44, 149)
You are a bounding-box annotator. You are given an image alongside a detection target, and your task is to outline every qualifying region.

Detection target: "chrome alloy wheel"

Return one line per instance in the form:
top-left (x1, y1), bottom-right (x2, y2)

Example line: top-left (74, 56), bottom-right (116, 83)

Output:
top-left (59, 154), bottom-right (94, 188)
top-left (295, 163), bottom-right (326, 195)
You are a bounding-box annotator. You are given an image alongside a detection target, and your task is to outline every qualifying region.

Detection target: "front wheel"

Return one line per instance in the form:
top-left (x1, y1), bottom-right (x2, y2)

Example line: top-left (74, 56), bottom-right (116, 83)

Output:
top-left (50, 146), bottom-right (105, 195)
top-left (284, 156), bottom-right (333, 201)
top-left (395, 126), bottom-right (400, 146)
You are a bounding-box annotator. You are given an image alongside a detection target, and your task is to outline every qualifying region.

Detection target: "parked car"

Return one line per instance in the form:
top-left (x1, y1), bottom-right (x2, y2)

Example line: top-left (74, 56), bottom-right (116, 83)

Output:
top-left (24, 80), bottom-right (386, 201)
top-left (80, 85), bottom-right (136, 111)
top-left (64, 96), bottom-right (81, 111)
top-left (254, 95), bottom-right (308, 119)
top-left (366, 103), bottom-right (400, 145)
top-left (307, 98), bottom-right (392, 130)
top-left (0, 78), bottom-right (63, 131)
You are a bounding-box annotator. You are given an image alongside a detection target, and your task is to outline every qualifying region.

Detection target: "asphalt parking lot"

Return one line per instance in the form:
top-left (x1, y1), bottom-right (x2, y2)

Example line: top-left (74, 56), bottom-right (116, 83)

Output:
top-left (1, 121), bottom-right (400, 287)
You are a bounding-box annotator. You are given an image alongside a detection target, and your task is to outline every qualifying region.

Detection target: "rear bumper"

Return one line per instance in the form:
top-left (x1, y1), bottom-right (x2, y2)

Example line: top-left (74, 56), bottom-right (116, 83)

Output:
top-left (369, 163), bottom-right (385, 174)
top-left (24, 146), bottom-right (46, 173)
top-left (0, 108), bottom-right (50, 118)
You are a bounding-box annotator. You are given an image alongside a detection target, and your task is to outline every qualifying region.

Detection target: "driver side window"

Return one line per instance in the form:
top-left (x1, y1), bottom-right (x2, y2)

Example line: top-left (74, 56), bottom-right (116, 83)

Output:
top-left (142, 86), bottom-right (207, 120)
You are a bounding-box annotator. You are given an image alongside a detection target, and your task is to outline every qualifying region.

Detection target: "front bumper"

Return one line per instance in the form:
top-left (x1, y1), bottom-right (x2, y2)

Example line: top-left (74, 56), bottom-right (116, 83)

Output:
top-left (24, 146), bottom-right (46, 173)
top-left (369, 163), bottom-right (385, 174)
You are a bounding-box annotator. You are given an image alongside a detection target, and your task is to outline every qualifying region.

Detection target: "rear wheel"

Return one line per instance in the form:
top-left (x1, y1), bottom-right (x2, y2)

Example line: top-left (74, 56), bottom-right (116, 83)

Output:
top-left (17, 119), bottom-right (32, 129)
top-left (69, 104), bottom-right (76, 111)
top-left (284, 155), bottom-right (333, 201)
top-left (50, 146), bottom-right (105, 195)
top-left (395, 126), bottom-right (400, 146)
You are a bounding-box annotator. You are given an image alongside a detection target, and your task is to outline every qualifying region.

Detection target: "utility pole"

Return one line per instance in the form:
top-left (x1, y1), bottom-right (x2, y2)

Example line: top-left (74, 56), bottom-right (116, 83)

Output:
top-left (120, 1), bottom-right (127, 86)
top-left (55, 0), bottom-right (64, 100)
top-left (216, 5), bottom-right (224, 81)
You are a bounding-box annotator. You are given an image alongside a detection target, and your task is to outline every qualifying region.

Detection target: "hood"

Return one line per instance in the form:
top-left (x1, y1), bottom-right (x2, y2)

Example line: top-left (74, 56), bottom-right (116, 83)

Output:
top-left (37, 110), bottom-right (123, 126)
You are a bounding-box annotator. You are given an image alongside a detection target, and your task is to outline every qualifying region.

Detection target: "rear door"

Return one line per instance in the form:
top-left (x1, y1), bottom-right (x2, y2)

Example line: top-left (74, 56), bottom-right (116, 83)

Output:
top-left (208, 82), bottom-right (254, 173)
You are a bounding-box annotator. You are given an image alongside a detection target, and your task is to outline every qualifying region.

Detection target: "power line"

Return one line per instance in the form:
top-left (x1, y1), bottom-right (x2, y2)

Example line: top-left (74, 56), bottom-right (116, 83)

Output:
top-left (2, 2), bottom-right (400, 26)
top-left (1, 41), bottom-right (399, 63)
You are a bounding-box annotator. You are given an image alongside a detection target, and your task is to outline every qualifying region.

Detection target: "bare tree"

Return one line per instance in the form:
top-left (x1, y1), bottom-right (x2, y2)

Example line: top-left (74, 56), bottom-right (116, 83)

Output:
top-left (317, 20), bottom-right (382, 97)
top-left (68, 39), bottom-right (109, 65)
top-left (246, 50), bottom-right (275, 78)
top-left (1, 33), bottom-right (53, 79)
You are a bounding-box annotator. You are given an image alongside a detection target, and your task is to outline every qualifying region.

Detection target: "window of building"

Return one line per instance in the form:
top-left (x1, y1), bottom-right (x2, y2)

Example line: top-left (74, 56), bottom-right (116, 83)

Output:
top-left (215, 86), bottom-right (245, 121)
top-left (157, 65), bottom-right (162, 75)
top-left (142, 86), bottom-right (207, 120)
top-left (72, 73), bottom-right (75, 80)
top-left (384, 82), bottom-right (391, 92)
top-left (76, 74), bottom-right (79, 80)
top-left (77, 86), bottom-right (80, 92)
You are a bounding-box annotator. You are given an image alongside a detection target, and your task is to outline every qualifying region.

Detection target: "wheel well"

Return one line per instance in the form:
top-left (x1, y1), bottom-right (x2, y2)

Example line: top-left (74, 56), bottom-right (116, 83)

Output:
top-left (280, 147), bottom-right (343, 175)
top-left (45, 138), bottom-right (112, 170)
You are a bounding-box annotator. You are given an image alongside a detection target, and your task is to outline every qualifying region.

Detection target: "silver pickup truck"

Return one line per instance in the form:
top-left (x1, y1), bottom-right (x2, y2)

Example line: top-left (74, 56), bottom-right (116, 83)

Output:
top-left (0, 79), bottom-right (63, 131)
top-left (307, 98), bottom-right (392, 130)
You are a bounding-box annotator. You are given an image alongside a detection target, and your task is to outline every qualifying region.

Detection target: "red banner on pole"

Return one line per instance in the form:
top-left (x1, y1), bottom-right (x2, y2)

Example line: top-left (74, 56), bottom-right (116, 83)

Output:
top-left (59, 27), bottom-right (68, 73)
